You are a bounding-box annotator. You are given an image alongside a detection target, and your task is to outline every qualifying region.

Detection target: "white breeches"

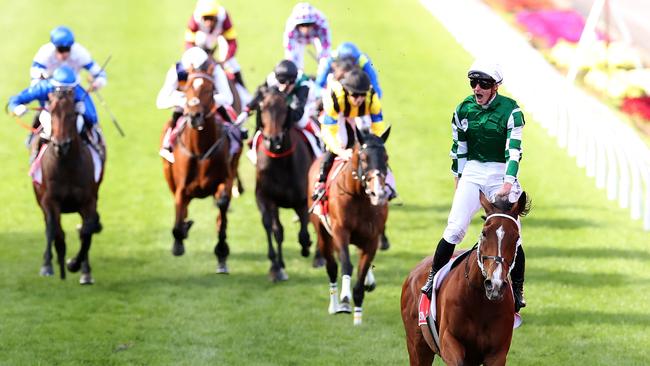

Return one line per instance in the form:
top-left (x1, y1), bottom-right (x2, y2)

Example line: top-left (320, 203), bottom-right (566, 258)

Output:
top-left (442, 161), bottom-right (523, 245)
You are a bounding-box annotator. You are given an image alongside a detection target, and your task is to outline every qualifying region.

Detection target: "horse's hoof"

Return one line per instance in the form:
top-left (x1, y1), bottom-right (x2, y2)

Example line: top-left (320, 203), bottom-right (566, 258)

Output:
top-left (270, 268), bottom-right (289, 282)
top-left (79, 273), bottom-right (94, 285)
top-left (216, 262), bottom-right (229, 274)
top-left (353, 309), bottom-right (363, 326)
top-left (300, 246), bottom-right (310, 258)
top-left (40, 265), bottom-right (54, 277)
top-left (380, 235), bottom-right (390, 251)
top-left (66, 258), bottom-right (81, 273)
top-left (231, 185), bottom-right (240, 198)
top-left (336, 302), bottom-right (352, 314)
top-left (172, 242), bottom-right (185, 256)
top-left (364, 282), bottom-right (376, 292)
top-left (312, 255), bottom-right (325, 268)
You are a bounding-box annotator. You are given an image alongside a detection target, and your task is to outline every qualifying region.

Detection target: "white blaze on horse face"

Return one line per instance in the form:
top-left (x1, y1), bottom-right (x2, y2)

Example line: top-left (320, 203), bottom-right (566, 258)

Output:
top-left (192, 77), bottom-right (204, 90)
top-left (492, 226), bottom-right (505, 285)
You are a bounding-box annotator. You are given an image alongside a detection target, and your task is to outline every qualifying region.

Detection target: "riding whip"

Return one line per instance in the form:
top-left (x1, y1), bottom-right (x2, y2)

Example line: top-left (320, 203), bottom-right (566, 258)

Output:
top-left (87, 55), bottom-right (126, 137)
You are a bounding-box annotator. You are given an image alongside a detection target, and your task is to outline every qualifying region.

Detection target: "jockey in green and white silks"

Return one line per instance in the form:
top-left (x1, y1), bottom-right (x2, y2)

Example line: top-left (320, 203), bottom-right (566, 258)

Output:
top-left (421, 59), bottom-right (527, 313)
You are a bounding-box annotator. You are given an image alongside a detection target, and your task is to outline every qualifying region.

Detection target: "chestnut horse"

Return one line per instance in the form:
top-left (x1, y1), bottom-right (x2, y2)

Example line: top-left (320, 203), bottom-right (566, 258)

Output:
top-left (307, 126), bottom-right (390, 325)
top-left (162, 66), bottom-right (233, 273)
top-left (255, 88), bottom-right (313, 281)
top-left (35, 89), bottom-right (103, 284)
top-left (401, 192), bottom-right (530, 365)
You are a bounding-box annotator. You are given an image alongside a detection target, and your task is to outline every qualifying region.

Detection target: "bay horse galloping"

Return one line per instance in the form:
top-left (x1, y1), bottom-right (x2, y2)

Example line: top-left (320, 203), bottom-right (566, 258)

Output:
top-left (255, 88), bottom-right (313, 281)
top-left (401, 192), bottom-right (530, 365)
top-left (35, 89), bottom-right (103, 284)
top-left (307, 126), bottom-right (390, 325)
top-left (162, 66), bottom-right (233, 273)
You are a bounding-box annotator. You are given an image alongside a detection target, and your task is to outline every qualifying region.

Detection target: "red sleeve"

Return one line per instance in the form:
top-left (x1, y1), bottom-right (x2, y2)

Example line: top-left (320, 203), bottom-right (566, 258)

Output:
top-left (225, 39), bottom-right (237, 60)
top-left (187, 16), bottom-right (199, 32)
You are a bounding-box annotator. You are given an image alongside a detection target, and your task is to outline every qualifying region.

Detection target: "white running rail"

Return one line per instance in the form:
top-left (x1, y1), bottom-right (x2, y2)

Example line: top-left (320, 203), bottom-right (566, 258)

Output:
top-left (421, 0), bottom-right (650, 230)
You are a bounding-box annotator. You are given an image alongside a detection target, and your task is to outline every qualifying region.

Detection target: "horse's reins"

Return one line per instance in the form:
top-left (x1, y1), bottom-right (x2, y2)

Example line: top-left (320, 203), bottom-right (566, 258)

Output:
top-left (464, 213), bottom-right (520, 288)
top-left (176, 72), bottom-right (225, 160)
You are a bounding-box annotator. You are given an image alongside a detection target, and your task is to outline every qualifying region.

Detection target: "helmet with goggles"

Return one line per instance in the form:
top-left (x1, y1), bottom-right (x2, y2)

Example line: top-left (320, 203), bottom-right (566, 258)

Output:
top-left (50, 26), bottom-right (75, 48)
top-left (467, 59), bottom-right (503, 84)
top-left (50, 66), bottom-right (78, 88)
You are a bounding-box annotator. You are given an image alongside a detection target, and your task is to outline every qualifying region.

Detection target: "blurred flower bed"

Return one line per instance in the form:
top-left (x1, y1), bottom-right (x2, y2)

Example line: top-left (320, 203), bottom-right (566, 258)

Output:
top-left (485, 0), bottom-right (650, 134)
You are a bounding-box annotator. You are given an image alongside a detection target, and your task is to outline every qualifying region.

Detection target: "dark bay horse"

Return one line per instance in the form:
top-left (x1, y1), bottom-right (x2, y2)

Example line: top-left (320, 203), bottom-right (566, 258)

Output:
top-left (162, 66), bottom-right (233, 273)
top-left (35, 89), bottom-right (103, 284)
top-left (255, 88), bottom-right (313, 281)
top-left (401, 192), bottom-right (530, 365)
top-left (307, 126), bottom-right (390, 325)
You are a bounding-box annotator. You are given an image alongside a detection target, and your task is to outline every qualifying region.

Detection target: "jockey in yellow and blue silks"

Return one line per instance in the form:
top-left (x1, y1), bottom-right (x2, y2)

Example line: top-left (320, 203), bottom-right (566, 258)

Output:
top-left (312, 68), bottom-right (395, 200)
top-left (315, 42), bottom-right (382, 99)
top-left (9, 65), bottom-right (100, 161)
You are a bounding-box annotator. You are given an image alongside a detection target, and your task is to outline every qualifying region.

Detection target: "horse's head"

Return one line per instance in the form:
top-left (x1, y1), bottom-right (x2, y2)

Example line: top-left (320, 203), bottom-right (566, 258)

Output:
top-left (355, 126), bottom-right (390, 206)
top-left (477, 191), bottom-right (531, 301)
top-left (260, 87), bottom-right (289, 152)
top-left (183, 65), bottom-right (216, 130)
top-left (48, 88), bottom-right (77, 157)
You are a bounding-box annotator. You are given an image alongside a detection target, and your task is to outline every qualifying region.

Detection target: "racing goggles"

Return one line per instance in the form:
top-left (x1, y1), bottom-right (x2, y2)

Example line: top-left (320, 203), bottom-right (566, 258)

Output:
top-left (470, 78), bottom-right (495, 90)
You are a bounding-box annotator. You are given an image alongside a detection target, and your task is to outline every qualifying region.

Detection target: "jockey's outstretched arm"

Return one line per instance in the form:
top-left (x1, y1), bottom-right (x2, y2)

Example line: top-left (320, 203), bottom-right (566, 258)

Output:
top-left (212, 64), bottom-right (233, 107)
top-left (156, 67), bottom-right (185, 110)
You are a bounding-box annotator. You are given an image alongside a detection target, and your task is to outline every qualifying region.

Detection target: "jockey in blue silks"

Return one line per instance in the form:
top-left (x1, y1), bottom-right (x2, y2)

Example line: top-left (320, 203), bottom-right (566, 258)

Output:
top-left (9, 65), bottom-right (101, 161)
top-left (314, 42), bottom-right (382, 99)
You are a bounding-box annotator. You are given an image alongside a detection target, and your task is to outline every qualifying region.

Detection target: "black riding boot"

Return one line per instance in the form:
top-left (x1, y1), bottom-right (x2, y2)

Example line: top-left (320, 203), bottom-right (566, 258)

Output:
top-left (511, 245), bottom-right (526, 312)
top-left (234, 71), bottom-right (246, 88)
top-left (421, 238), bottom-right (455, 298)
top-left (312, 151), bottom-right (335, 200)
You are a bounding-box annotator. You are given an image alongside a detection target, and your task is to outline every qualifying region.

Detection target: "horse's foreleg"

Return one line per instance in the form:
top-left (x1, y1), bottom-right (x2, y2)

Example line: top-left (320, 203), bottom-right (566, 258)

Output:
top-left (352, 243), bottom-right (379, 325)
top-left (484, 352), bottom-right (507, 366)
top-left (439, 332), bottom-right (466, 366)
top-left (68, 205), bottom-right (99, 285)
top-left (214, 183), bottom-right (231, 273)
top-left (41, 206), bottom-right (62, 277)
top-left (172, 190), bottom-right (192, 256)
top-left (321, 234), bottom-right (340, 314)
top-left (46, 207), bottom-right (66, 280)
top-left (259, 197), bottom-right (286, 282)
top-left (333, 231), bottom-right (353, 314)
top-left (295, 204), bottom-right (311, 257)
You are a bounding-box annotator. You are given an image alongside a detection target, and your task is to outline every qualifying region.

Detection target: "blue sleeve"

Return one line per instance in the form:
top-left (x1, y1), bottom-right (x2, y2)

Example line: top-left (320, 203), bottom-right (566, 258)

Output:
top-left (8, 82), bottom-right (51, 110)
top-left (75, 86), bottom-right (98, 124)
top-left (315, 57), bottom-right (333, 88)
top-left (362, 61), bottom-right (382, 98)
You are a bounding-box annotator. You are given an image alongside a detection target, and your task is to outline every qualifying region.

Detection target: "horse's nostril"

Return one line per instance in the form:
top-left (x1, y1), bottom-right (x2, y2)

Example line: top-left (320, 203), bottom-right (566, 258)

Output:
top-left (484, 279), bottom-right (493, 291)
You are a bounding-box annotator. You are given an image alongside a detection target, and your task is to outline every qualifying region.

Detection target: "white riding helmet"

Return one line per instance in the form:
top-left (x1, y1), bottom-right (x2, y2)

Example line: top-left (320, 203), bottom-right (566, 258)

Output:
top-left (467, 59), bottom-right (503, 84)
top-left (181, 47), bottom-right (209, 70)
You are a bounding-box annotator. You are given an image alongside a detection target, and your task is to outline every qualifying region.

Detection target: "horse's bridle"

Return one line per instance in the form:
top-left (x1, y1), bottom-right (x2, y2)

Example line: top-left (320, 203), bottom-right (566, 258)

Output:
top-left (352, 142), bottom-right (387, 192)
top-left (183, 72), bottom-right (219, 129)
top-left (476, 213), bottom-right (520, 278)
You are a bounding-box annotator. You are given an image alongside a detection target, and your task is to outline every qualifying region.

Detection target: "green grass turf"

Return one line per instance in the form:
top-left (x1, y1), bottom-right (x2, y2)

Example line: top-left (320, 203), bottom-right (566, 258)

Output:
top-left (0, 0), bottom-right (649, 365)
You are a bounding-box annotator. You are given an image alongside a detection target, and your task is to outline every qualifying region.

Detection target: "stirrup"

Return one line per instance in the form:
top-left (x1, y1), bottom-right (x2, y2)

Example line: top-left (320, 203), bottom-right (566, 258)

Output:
top-left (421, 269), bottom-right (435, 299)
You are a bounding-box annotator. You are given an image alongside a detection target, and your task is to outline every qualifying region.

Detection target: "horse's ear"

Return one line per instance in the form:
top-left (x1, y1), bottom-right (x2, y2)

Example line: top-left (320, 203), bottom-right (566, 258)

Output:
top-left (355, 125), bottom-right (365, 145)
top-left (512, 191), bottom-right (531, 217)
top-left (380, 125), bottom-right (391, 143)
top-left (206, 62), bottom-right (215, 76)
top-left (479, 192), bottom-right (494, 215)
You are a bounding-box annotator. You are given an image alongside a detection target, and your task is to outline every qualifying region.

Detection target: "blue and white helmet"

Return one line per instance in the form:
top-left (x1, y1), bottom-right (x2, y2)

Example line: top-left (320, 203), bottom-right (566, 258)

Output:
top-left (50, 26), bottom-right (75, 48)
top-left (51, 66), bottom-right (78, 88)
top-left (336, 42), bottom-right (361, 61)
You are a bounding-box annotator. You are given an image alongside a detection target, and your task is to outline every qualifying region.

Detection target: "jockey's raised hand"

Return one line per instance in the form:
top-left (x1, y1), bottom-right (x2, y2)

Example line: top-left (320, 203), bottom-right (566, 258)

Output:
top-left (495, 182), bottom-right (513, 199)
top-left (11, 104), bottom-right (28, 117)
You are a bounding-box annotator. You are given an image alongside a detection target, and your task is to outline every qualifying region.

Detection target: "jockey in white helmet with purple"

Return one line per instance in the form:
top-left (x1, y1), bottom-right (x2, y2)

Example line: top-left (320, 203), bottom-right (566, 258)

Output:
top-left (283, 3), bottom-right (331, 73)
